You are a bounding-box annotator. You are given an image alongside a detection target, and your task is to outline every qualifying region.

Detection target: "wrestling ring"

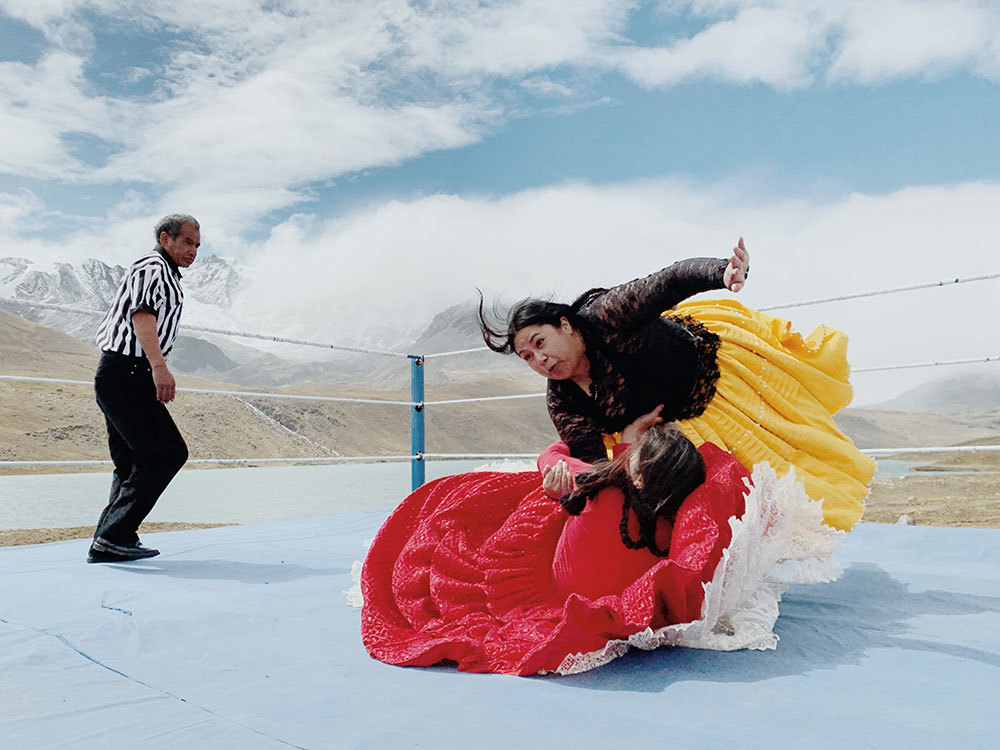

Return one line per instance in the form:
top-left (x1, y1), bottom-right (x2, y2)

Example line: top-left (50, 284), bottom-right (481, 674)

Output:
top-left (0, 275), bottom-right (998, 749)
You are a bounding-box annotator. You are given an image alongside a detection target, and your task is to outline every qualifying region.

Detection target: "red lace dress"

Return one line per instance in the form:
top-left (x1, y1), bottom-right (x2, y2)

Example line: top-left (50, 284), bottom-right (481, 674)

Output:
top-left (360, 442), bottom-right (751, 676)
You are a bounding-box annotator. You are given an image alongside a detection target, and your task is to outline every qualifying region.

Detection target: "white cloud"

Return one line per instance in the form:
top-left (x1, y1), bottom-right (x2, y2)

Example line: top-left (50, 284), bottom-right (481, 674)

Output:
top-left (0, 0), bottom-right (998, 405)
top-left (0, 52), bottom-right (119, 178)
top-left (608, 5), bottom-right (820, 89)
top-left (97, 86), bottom-right (488, 190)
top-left (0, 0), bottom-right (998, 234)
top-left (0, 0), bottom-right (92, 28)
top-left (827, 0), bottom-right (1000, 84)
top-left (521, 76), bottom-right (575, 98)
top-left (607, 1), bottom-right (1000, 89)
top-left (3, 164), bottom-right (998, 402)
top-left (207, 176), bottom-right (1000, 404)
top-left (0, 190), bottom-right (47, 235)
top-left (396, 0), bottom-right (630, 76)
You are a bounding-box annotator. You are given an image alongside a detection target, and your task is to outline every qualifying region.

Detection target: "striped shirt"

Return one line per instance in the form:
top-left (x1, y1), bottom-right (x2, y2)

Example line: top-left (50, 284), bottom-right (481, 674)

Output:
top-left (95, 248), bottom-right (184, 358)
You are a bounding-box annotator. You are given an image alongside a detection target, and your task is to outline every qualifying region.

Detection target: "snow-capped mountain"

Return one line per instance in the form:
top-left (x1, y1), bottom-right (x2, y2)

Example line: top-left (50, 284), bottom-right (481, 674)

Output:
top-left (0, 253), bottom-right (246, 335)
top-left (0, 256), bottom-right (518, 389)
top-left (0, 257), bottom-right (125, 311)
top-left (0, 254), bottom-right (254, 374)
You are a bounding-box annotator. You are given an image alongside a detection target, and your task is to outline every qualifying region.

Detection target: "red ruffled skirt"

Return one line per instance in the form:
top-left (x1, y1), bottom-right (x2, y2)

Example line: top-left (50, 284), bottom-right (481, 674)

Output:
top-left (361, 444), bottom-right (751, 675)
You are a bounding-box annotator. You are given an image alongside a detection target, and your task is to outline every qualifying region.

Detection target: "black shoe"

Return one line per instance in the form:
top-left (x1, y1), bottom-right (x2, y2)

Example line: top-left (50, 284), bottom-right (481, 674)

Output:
top-left (87, 537), bottom-right (160, 563)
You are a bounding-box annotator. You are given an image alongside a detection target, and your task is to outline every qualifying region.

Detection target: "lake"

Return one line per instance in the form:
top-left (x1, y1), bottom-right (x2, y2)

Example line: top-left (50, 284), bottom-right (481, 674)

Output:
top-left (0, 460), bottom-right (516, 530)
top-left (0, 456), bottom-right (916, 530)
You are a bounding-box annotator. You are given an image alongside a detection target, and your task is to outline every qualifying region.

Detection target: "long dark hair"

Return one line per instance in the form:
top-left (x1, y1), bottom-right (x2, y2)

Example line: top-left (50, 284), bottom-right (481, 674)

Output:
top-left (559, 423), bottom-right (705, 556)
top-left (477, 287), bottom-right (607, 354)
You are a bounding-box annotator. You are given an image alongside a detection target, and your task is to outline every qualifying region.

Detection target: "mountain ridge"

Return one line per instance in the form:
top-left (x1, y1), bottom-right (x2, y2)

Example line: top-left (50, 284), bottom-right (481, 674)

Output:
top-left (5, 256), bottom-right (1000, 415)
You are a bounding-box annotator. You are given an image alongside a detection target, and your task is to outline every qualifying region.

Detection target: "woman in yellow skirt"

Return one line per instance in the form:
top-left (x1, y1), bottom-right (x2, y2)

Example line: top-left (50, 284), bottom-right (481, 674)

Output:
top-left (478, 239), bottom-right (875, 531)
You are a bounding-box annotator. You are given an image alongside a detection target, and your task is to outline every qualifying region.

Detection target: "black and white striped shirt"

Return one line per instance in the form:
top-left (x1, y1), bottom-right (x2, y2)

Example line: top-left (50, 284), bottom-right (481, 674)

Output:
top-left (95, 248), bottom-right (184, 358)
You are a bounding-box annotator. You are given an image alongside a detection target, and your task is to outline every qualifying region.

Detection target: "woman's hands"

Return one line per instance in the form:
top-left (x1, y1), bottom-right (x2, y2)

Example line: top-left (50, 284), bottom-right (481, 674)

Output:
top-left (621, 404), bottom-right (664, 444)
top-left (542, 460), bottom-right (575, 499)
top-left (542, 404), bottom-right (666, 499)
top-left (723, 236), bottom-right (750, 293)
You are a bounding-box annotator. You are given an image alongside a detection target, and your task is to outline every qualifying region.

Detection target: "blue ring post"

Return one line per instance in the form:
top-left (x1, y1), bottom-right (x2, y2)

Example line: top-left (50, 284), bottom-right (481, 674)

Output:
top-left (410, 355), bottom-right (425, 491)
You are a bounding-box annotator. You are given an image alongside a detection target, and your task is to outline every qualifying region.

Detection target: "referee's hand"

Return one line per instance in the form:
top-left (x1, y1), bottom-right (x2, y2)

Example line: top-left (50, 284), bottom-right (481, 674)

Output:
top-left (151, 362), bottom-right (176, 403)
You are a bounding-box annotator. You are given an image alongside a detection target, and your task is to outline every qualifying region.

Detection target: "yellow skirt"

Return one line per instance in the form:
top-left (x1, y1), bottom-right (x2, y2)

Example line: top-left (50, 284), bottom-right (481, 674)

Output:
top-left (610, 299), bottom-right (875, 531)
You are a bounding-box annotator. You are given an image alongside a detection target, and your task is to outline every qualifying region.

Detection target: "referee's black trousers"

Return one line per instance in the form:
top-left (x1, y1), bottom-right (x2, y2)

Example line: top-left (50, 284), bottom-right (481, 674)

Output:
top-left (93, 352), bottom-right (189, 546)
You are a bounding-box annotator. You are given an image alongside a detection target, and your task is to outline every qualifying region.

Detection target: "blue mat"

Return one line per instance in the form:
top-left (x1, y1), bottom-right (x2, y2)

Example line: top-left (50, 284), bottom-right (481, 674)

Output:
top-left (1, 515), bottom-right (998, 750)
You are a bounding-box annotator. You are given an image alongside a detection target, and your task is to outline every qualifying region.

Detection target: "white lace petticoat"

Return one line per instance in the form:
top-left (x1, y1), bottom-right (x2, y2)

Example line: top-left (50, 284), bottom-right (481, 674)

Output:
top-left (552, 462), bottom-right (844, 674)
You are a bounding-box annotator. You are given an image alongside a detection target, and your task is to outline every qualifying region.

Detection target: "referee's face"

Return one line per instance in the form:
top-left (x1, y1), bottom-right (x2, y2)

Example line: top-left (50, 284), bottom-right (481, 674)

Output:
top-left (161, 222), bottom-right (201, 268)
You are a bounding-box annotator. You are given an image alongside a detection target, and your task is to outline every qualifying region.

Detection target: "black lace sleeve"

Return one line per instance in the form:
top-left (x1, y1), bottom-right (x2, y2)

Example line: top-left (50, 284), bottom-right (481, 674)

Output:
top-left (582, 257), bottom-right (728, 331)
top-left (546, 384), bottom-right (609, 463)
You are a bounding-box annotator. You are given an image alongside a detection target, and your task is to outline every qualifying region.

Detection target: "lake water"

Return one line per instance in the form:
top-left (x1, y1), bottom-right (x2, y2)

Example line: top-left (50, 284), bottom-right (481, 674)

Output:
top-left (0, 460), bottom-right (517, 530)
top-left (0, 457), bottom-right (918, 530)
top-left (872, 459), bottom-right (920, 478)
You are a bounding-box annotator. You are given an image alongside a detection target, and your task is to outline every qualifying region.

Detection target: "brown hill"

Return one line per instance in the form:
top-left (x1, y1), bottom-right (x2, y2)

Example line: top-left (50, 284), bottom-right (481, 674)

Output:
top-left (5, 310), bottom-right (1000, 530)
top-left (0, 309), bottom-right (557, 473)
top-left (835, 408), bottom-right (1000, 471)
top-left (4, 309), bottom-right (1000, 476)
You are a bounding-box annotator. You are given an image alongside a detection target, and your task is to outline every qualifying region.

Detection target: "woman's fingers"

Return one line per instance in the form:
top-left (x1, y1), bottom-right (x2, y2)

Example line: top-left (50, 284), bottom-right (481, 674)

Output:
top-left (734, 237), bottom-right (749, 270)
top-left (733, 237), bottom-right (750, 268)
top-left (542, 470), bottom-right (560, 497)
top-left (542, 460), bottom-right (573, 498)
top-left (639, 405), bottom-right (664, 429)
top-left (556, 462), bottom-right (569, 487)
top-left (724, 237), bottom-right (749, 292)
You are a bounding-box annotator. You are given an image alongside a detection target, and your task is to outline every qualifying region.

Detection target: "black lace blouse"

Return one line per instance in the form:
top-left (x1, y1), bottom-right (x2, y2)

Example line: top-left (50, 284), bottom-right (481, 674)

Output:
top-left (546, 257), bottom-right (727, 462)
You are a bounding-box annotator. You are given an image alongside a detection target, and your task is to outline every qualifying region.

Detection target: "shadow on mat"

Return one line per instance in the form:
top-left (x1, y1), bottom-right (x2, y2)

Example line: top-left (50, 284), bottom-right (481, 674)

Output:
top-left (549, 563), bottom-right (1000, 691)
top-left (106, 559), bottom-right (350, 584)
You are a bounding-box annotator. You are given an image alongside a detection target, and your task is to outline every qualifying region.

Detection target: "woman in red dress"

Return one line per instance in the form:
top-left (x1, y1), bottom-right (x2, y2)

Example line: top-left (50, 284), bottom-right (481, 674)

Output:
top-left (358, 410), bottom-right (828, 676)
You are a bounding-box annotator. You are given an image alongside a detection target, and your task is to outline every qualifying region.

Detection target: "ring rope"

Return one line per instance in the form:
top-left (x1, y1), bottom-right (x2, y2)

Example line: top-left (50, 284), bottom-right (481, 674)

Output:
top-left (0, 455), bottom-right (415, 467)
top-left (758, 272), bottom-right (1000, 312)
top-left (5, 274), bottom-right (1000, 472)
top-left (424, 393), bottom-right (546, 405)
top-left (405, 273), bottom-right (1000, 357)
top-left (853, 355), bottom-right (1000, 373)
top-left (3, 445), bottom-right (999, 469)
top-left (5, 271), bottom-right (999, 361)
top-left (6, 270), bottom-right (998, 361)
top-left (0, 298), bottom-right (407, 358)
top-left (862, 445), bottom-right (1000, 456)
top-left (5, 348), bottom-right (1000, 409)
top-left (0, 375), bottom-right (415, 406)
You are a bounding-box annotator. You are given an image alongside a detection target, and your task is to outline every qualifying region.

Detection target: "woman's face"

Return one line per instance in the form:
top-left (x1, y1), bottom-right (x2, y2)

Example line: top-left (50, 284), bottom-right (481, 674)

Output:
top-left (512, 317), bottom-right (587, 380)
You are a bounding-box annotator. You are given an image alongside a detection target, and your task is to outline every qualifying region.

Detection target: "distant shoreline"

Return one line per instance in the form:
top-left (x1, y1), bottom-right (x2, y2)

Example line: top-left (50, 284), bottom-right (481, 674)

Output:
top-left (5, 461), bottom-right (998, 479)
top-left (0, 459), bottom-right (422, 477)
top-left (2, 472), bottom-right (998, 548)
top-left (0, 522), bottom-right (234, 547)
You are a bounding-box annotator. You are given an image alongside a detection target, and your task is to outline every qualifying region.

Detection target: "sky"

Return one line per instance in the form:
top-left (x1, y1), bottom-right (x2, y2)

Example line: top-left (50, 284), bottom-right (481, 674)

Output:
top-left (1, 0), bottom-right (999, 405)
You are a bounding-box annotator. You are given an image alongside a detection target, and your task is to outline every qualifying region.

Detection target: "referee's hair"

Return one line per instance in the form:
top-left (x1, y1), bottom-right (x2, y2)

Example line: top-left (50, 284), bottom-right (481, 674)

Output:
top-left (155, 213), bottom-right (200, 241)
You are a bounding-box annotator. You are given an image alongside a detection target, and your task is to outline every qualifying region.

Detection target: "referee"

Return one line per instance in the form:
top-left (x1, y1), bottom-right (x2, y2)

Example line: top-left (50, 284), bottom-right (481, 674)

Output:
top-left (87, 214), bottom-right (200, 563)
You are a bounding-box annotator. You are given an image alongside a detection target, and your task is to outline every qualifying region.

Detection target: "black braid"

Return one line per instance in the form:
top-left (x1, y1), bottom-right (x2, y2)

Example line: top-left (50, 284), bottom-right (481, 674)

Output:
top-left (558, 491), bottom-right (587, 516)
top-left (618, 491), bottom-right (672, 557)
top-left (555, 423), bottom-right (706, 557)
top-left (618, 495), bottom-right (645, 550)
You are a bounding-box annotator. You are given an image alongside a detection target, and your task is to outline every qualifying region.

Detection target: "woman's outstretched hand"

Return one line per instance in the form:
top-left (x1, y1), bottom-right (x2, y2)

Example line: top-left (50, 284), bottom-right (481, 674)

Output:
top-left (542, 459), bottom-right (575, 499)
top-left (724, 236), bottom-right (750, 292)
top-left (621, 404), bottom-right (664, 444)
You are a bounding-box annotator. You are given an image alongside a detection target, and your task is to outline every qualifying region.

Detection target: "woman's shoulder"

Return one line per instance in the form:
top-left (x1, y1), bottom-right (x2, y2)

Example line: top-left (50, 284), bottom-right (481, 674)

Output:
top-left (698, 442), bottom-right (751, 482)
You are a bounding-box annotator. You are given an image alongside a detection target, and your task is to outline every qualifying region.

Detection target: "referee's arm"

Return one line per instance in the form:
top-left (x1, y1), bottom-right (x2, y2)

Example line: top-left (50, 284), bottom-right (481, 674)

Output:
top-left (132, 310), bottom-right (176, 404)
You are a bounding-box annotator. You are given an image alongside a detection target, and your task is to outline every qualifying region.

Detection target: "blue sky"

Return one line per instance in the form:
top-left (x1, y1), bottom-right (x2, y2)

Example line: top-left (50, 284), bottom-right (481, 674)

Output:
top-left (2, 0), bottom-right (1000, 403)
